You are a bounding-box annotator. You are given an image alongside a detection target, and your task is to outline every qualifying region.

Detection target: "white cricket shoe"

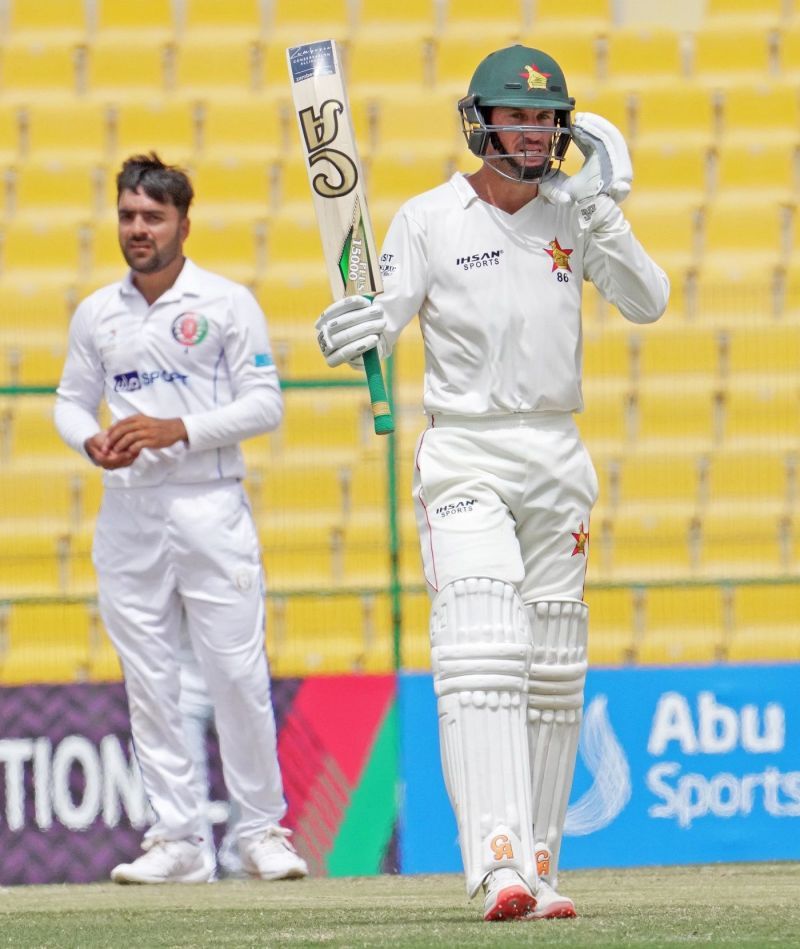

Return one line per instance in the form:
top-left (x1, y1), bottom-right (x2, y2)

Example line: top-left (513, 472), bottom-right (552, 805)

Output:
top-left (239, 826), bottom-right (309, 881)
top-left (482, 868), bottom-right (537, 922)
top-left (529, 878), bottom-right (577, 919)
top-left (111, 837), bottom-right (216, 885)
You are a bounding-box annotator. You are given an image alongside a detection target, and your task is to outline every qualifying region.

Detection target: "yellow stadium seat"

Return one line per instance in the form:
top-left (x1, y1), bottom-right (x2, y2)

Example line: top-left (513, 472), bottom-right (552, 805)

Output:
top-left (719, 79), bottom-right (800, 145)
top-left (582, 328), bottom-right (633, 380)
top-left (180, 0), bottom-right (265, 38)
top-left (636, 585), bottom-right (725, 665)
top-left (0, 529), bottom-right (68, 596)
top-left (0, 394), bottom-right (69, 458)
top-left (530, 0), bottom-right (611, 33)
top-left (688, 258), bottom-right (783, 324)
top-left (632, 84), bottom-right (720, 147)
top-left (0, 281), bottom-right (75, 332)
top-left (704, 0), bottom-right (786, 26)
top-left (10, 159), bottom-right (101, 223)
top-left (637, 323), bottom-right (721, 378)
top-left (368, 90), bottom-right (462, 158)
top-left (267, 0), bottom-right (352, 45)
top-left (20, 99), bottom-right (110, 160)
top-left (585, 586), bottom-right (636, 665)
top-left (200, 96), bottom-right (286, 161)
top-left (276, 388), bottom-right (369, 452)
top-left (632, 380), bottom-right (720, 450)
top-left (705, 447), bottom-right (789, 505)
top-left (438, 0), bottom-right (524, 41)
top-left (110, 99), bottom-right (199, 165)
top-left (728, 584), bottom-right (800, 663)
top-left (778, 22), bottom-right (800, 77)
top-left (699, 510), bottom-right (789, 577)
top-left (254, 268), bottom-right (332, 322)
top-left (189, 156), bottom-right (272, 217)
top-left (0, 40), bottom-right (82, 101)
top-left (87, 623), bottom-right (123, 681)
top-left (249, 463), bottom-right (350, 513)
top-left (603, 27), bottom-right (685, 89)
top-left (186, 216), bottom-right (266, 282)
top-left (84, 37), bottom-right (170, 99)
top-left (93, 0), bottom-right (175, 42)
top-left (616, 452), bottom-right (702, 509)
top-left (268, 593), bottom-right (392, 676)
top-left (1, 219), bottom-right (86, 280)
top-left (174, 36), bottom-right (261, 95)
top-left (7, 0), bottom-right (87, 42)
top-left (366, 152), bottom-right (454, 206)
top-left (400, 590), bottom-right (432, 670)
top-left (355, 0), bottom-right (438, 39)
top-left (622, 197), bottom-right (702, 273)
top-left (573, 86), bottom-right (632, 136)
top-left (701, 199), bottom-right (792, 269)
top-left (0, 331), bottom-right (67, 386)
top-left (689, 25), bottom-right (772, 86)
top-left (0, 104), bottom-right (22, 165)
top-left (720, 380), bottom-right (800, 447)
top-left (712, 141), bottom-right (797, 204)
top-left (631, 143), bottom-right (710, 205)
top-left (725, 323), bottom-right (800, 377)
top-left (637, 627), bottom-right (721, 666)
top-left (0, 601), bottom-right (92, 685)
top-left (346, 35), bottom-right (429, 96)
top-left (605, 510), bottom-right (697, 578)
top-left (264, 211), bottom-right (322, 267)
top-left (576, 384), bottom-right (630, 449)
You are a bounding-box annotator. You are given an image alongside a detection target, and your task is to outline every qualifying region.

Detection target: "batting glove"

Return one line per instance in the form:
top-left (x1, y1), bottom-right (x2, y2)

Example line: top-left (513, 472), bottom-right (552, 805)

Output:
top-left (539, 112), bottom-right (632, 207)
top-left (315, 295), bottom-right (386, 368)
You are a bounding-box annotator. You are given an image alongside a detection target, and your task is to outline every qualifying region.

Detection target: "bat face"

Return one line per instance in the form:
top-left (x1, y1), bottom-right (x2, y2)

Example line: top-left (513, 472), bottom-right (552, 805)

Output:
top-left (287, 40), bottom-right (382, 301)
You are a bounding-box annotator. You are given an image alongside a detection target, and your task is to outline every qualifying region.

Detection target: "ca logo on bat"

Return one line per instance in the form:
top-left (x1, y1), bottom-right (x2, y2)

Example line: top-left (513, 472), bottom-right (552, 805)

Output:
top-left (298, 99), bottom-right (358, 198)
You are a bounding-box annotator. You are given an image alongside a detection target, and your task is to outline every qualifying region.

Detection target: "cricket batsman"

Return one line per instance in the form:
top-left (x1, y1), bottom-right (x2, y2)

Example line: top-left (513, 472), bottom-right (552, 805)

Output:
top-left (314, 45), bottom-right (669, 919)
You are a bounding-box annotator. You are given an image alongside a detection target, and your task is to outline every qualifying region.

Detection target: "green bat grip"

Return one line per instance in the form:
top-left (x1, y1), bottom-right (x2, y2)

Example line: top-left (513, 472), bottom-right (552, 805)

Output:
top-left (363, 346), bottom-right (394, 435)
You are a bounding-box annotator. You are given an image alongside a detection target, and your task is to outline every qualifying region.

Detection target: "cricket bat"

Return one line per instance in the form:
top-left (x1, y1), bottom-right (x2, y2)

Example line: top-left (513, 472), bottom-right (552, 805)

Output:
top-left (286, 39), bottom-right (394, 436)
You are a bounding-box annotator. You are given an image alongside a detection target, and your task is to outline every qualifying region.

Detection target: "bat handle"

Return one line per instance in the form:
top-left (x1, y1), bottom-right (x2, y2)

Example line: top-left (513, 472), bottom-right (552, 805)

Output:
top-left (363, 347), bottom-right (394, 435)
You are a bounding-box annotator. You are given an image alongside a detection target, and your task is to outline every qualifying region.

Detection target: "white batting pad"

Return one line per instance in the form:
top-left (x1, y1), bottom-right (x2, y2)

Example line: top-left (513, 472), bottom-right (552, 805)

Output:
top-left (431, 577), bottom-right (537, 896)
top-left (526, 598), bottom-right (588, 888)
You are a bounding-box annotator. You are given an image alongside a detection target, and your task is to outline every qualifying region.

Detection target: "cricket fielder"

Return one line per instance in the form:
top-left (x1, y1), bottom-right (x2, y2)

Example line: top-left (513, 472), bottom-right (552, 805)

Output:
top-left (54, 154), bottom-right (307, 884)
top-left (314, 46), bottom-right (669, 920)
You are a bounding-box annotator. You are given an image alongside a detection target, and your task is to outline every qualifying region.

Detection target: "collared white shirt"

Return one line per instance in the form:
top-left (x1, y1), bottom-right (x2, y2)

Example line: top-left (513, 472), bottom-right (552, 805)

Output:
top-left (55, 258), bottom-right (282, 487)
top-left (377, 172), bottom-right (669, 417)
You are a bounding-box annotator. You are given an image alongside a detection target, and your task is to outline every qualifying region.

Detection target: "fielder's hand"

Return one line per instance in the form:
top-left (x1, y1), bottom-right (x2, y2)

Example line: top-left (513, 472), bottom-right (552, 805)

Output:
top-left (315, 295), bottom-right (386, 369)
top-left (540, 112), bottom-right (632, 206)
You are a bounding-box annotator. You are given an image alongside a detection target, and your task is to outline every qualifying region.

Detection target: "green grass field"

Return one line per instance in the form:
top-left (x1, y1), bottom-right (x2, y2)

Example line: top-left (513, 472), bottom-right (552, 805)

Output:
top-left (2, 863), bottom-right (798, 948)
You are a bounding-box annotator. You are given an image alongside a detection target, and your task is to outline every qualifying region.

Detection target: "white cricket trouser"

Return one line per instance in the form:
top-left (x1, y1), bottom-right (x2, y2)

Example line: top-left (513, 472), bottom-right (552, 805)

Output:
top-left (93, 480), bottom-right (286, 843)
top-left (413, 412), bottom-right (598, 600)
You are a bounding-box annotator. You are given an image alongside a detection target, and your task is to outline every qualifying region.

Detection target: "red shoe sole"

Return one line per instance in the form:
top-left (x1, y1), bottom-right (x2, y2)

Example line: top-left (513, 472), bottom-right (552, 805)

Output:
top-left (484, 885), bottom-right (538, 922)
top-left (530, 903), bottom-right (577, 920)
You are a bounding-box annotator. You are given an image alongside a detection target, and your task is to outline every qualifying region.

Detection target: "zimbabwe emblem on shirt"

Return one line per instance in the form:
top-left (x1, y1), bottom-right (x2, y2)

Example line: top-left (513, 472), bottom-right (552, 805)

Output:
top-left (546, 238), bottom-right (573, 272)
top-left (172, 312), bottom-right (209, 346)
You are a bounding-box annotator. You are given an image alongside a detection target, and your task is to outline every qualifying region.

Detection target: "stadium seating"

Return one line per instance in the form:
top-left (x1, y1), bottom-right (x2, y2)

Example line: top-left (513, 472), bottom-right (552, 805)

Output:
top-left (3, 1), bottom-right (800, 683)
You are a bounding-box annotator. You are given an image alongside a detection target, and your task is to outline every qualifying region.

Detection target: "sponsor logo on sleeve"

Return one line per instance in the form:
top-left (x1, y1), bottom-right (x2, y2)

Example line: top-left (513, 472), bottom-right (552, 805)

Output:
top-left (254, 353), bottom-right (273, 367)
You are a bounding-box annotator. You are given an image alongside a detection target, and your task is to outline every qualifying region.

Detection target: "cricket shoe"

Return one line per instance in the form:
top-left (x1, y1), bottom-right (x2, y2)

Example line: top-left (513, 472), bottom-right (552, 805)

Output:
top-left (111, 837), bottom-right (216, 884)
top-left (239, 826), bottom-right (309, 881)
top-left (528, 879), bottom-right (577, 920)
top-left (482, 868), bottom-right (537, 921)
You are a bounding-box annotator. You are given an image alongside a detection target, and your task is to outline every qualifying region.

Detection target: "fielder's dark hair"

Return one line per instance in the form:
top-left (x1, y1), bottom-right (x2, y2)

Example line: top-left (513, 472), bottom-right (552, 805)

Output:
top-left (116, 152), bottom-right (194, 216)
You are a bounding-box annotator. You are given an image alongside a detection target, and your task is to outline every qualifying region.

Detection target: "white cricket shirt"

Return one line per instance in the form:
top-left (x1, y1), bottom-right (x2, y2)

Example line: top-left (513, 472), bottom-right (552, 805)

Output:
top-left (378, 172), bottom-right (669, 416)
top-left (54, 258), bottom-right (282, 487)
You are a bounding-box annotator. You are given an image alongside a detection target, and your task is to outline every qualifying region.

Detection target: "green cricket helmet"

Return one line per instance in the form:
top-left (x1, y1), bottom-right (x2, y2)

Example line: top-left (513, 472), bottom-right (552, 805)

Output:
top-left (458, 45), bottom-right (575, 178)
